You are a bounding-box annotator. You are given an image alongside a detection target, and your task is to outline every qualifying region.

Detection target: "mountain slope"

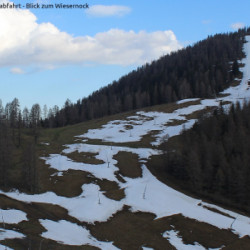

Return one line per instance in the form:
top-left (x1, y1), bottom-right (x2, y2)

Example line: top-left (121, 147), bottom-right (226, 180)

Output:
top-left (1, 35), bottom-right (250, 249)
top-left (46, 28), bottom-right (249, 127)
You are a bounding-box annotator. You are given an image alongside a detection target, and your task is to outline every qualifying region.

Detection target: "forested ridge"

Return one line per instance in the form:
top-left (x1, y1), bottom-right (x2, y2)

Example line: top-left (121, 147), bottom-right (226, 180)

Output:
top-left (164, 102), bottom-right (250, 213)
top-left (44, 28), bottom-right (248, 127)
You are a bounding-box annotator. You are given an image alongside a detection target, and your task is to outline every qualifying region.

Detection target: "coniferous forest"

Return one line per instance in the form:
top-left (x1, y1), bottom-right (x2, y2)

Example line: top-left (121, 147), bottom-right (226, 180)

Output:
top-left (0, 98), bottom-right (39, 193)
top-left (43, 28), bottom-right (248, 127)
top-left (164, 102), bottom-right (250, 213)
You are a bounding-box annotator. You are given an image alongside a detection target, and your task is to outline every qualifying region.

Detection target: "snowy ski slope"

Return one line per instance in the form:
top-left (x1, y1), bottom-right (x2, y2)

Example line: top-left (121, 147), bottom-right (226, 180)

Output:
top-left (1, 36), bottom-right (250, 249)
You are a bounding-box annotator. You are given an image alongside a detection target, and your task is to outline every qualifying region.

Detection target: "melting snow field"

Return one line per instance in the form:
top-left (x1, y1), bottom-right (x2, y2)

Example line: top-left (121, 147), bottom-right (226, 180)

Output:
top-left (40, 219), bottom-right (118, 249)
top-left (1, 36), bottom-right (250, 248)
top-left (0, 209), bottom-right (27, 224)
top-left (0, 229), bottom-right (25, 241)
top-left (0, 245), bottom-right (13, 250)
top-left (163, 230), bottom-right (222, 250)
top-left (78, 37), bottom-right (250, 147)
top-left (79, 107), bottom-right (198, 146)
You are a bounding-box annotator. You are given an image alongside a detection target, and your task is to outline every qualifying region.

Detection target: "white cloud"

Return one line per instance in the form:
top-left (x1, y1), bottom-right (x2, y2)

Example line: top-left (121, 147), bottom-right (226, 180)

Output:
top-left (86, 5), bottom-right (131, 17)
top-left (10, 67), bottom-right (25, 74)
top-left (231, 22), bottom-right (245, 30)
top-left (0, 3), bottom-right (182, 69)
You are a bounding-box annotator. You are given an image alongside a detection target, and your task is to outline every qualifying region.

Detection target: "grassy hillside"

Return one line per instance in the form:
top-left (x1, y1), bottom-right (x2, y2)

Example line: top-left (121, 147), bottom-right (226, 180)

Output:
top-left (1, 98), bottom-right (250, 249)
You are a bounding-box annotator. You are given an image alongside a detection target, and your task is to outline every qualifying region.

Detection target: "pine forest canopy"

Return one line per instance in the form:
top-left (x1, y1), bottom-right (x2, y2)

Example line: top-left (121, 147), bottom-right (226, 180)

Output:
top-left (163, 101), bottom-right (250, 213)
top-left (41, 27), bottom-right (250, 127)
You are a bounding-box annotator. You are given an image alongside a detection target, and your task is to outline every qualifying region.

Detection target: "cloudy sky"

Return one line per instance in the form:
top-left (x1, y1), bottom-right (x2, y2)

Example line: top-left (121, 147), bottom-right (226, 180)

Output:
top-left (1, 0), bottom-right (250, 109)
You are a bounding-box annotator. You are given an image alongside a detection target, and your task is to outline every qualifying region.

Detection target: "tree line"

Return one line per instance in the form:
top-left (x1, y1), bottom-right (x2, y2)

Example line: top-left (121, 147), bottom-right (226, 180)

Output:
top-left (163, 101), bottom-right (250, 213)
top-left (0, 98), bottom-right (39, 192)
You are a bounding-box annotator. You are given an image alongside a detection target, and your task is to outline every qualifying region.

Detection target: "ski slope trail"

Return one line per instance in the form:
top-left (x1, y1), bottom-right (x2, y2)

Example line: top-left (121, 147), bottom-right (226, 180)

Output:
top-left (1, 36), bottom-right (250, 249)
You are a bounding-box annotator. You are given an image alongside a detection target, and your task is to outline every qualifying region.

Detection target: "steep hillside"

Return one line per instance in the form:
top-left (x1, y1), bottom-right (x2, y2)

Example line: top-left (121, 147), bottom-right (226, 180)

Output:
top-left (45, 28), bottom-right (249, 127)
top-left (0, 36), bottom-right (250, 249)
top-left (163, 101), bottom-right (250, 213)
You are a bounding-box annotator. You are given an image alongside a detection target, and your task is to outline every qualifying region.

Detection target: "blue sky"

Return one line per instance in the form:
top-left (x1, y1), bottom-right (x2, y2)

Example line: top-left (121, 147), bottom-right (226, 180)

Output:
top-left (1, 0), bottom-right (250, 110)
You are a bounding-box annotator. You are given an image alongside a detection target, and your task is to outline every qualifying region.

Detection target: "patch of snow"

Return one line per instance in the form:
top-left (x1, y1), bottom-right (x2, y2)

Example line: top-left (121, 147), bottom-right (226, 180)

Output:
top-left (63, 143), bottom-right (160, 161)
top-left (51, 171), bottom-right (64, 177)
top-left (40, 142), bottom-right (50, 146)
top-left (0, 209), bottom-right (27, 224)
top-left (199, 202), bottom-right (250, 237)
top-left (120, 165), bottom-right (250, 237)
top-left (0, 228), bottom-right (25, 241)
top-left (42, 144), bottom-right (160, 181)
top-left (77, 108), bottom-right (197, 146)
top-left (65, 183), bottom-right (123, 223)
top-left (42, 153), bottom-right (119, 182)
top-left (0, 244), bottom-right (13, 250)
top-left (77, 98), bottom-right (220, 147)
top-left (163, 230), bottom-right (207, 250)
top-left (176, 98), bottom-right (200, 104)
top-left (151, 119), bottom-right (196, 146)
top-left (0, 184), bottom-right (123, 224)
top-left (74, 138), bottom-right (87, 142)
top-left (40, 219), bottom-right (119, 249)
top-left (218, 36), bottom-right (250, 106)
